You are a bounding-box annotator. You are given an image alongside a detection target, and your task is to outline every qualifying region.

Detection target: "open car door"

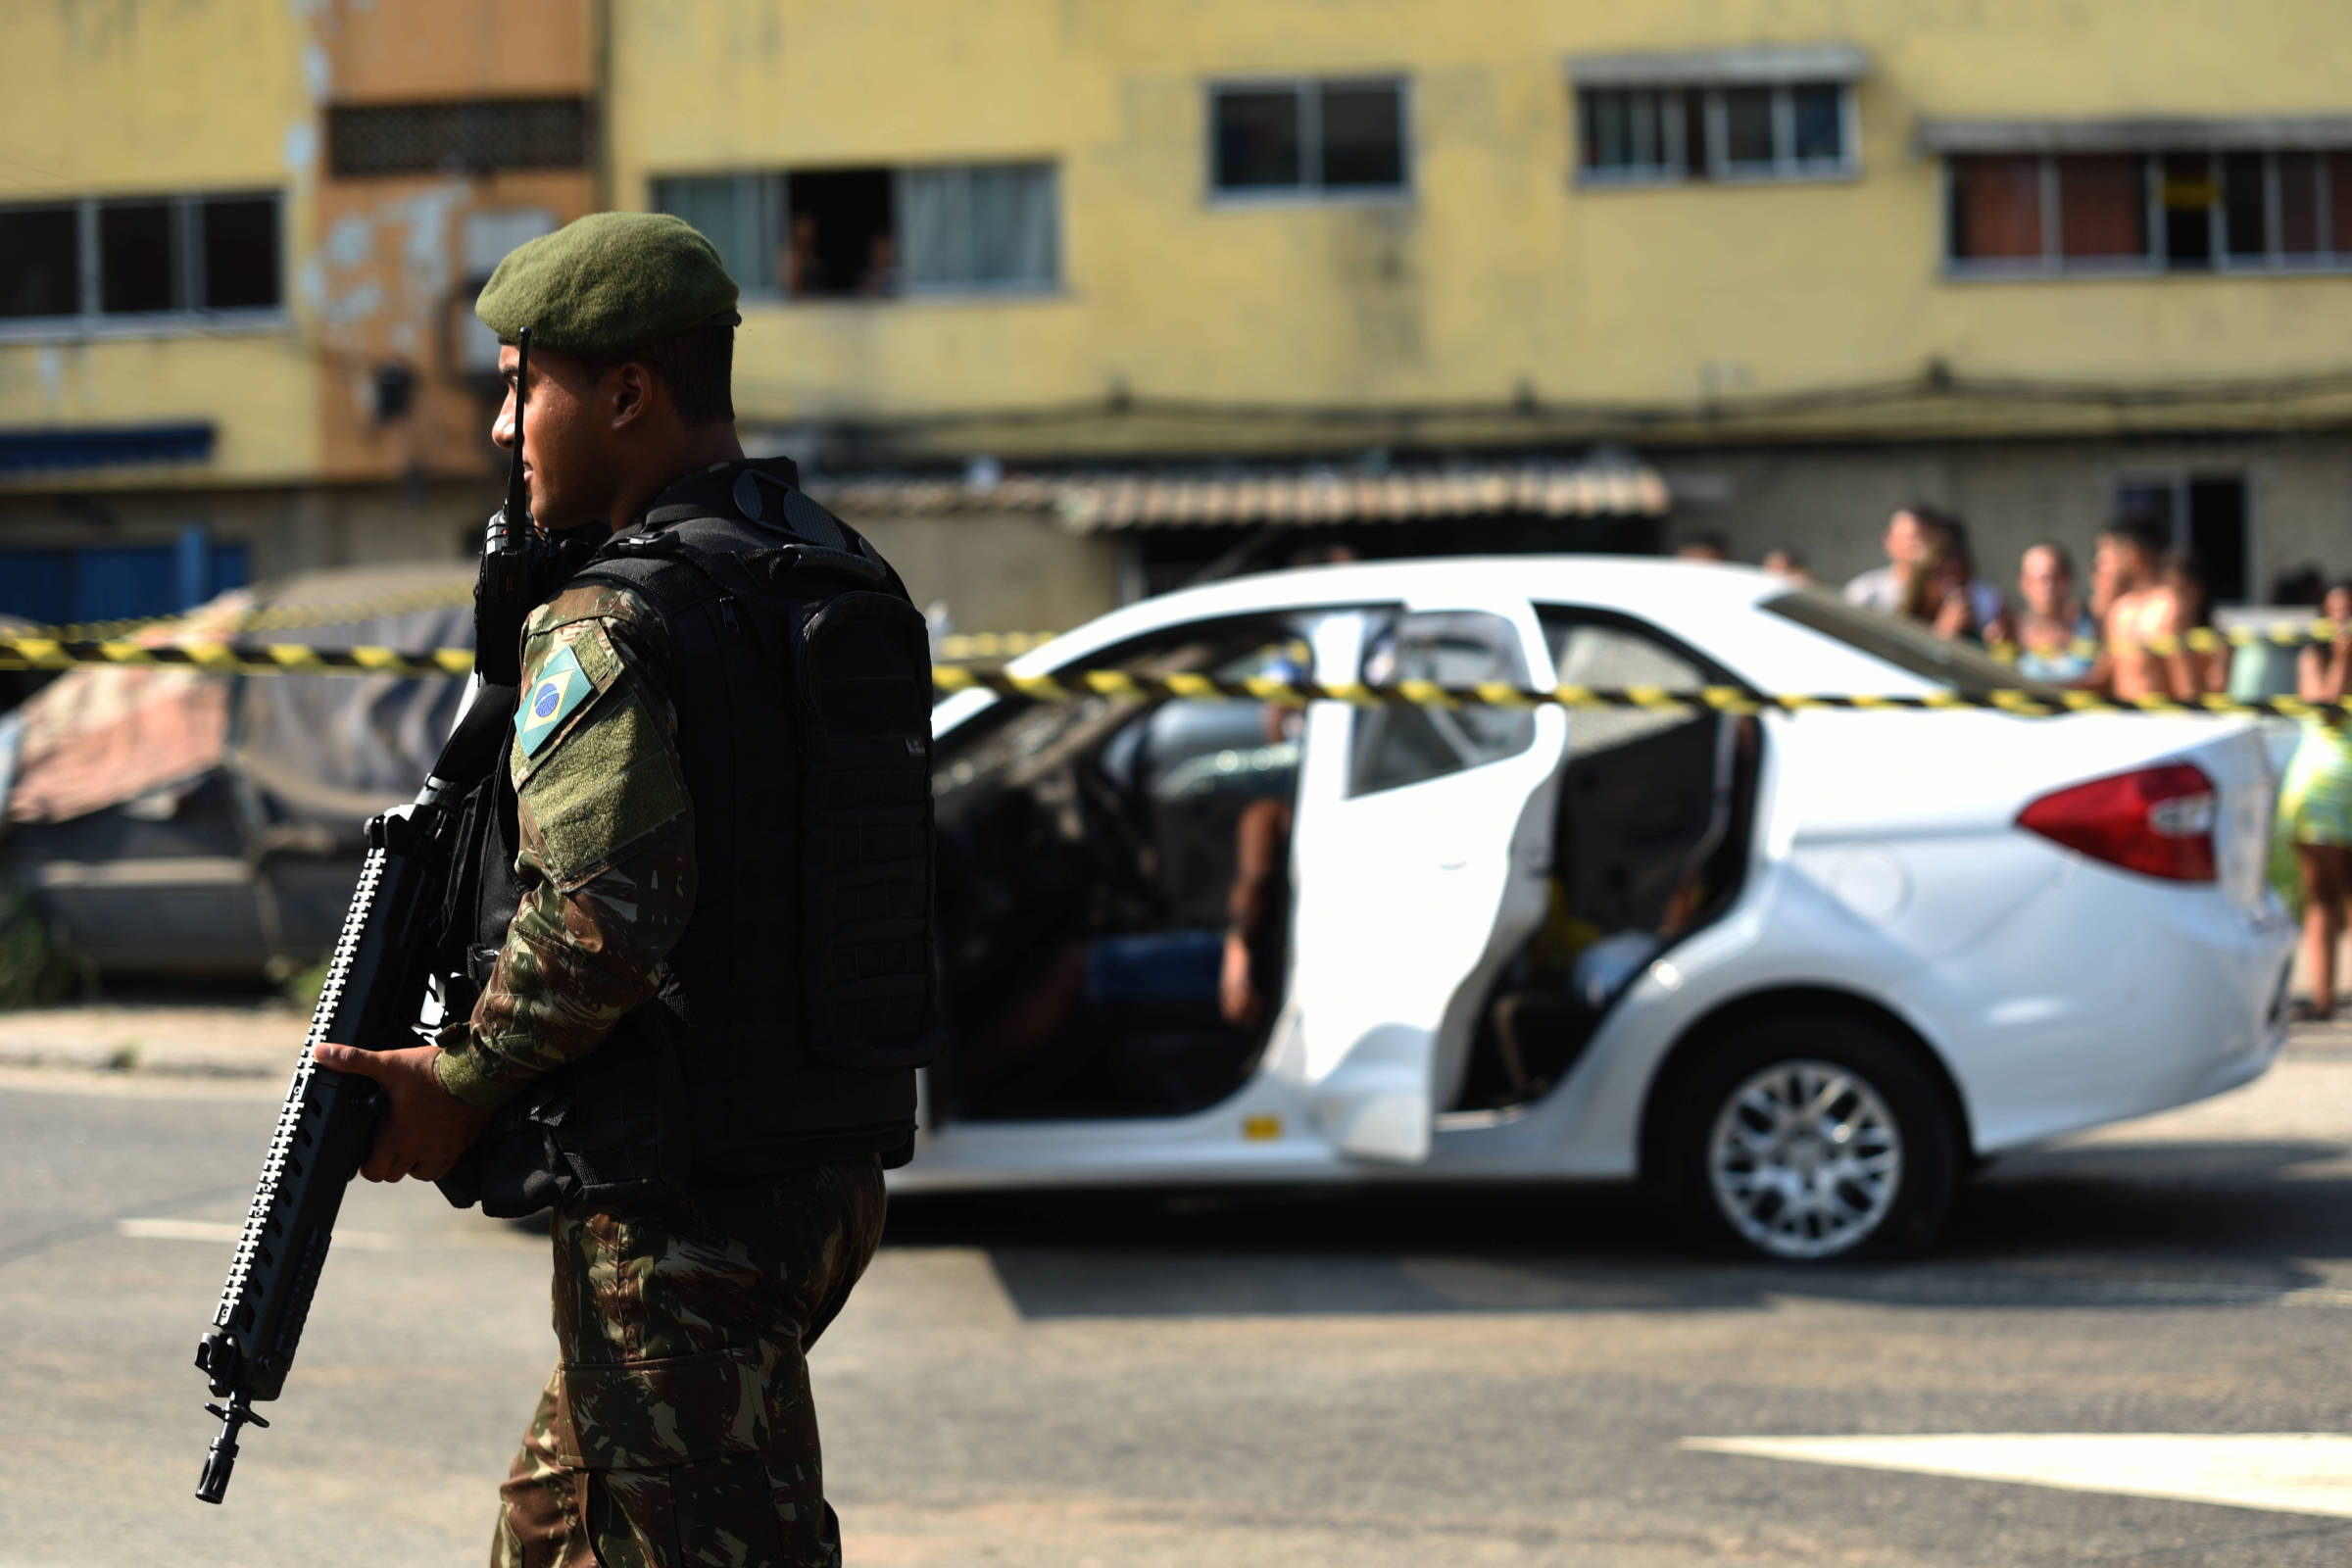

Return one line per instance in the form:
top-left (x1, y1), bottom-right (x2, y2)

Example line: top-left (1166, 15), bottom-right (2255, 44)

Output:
top-left (1275, 603), bottom-right (1566, 1162)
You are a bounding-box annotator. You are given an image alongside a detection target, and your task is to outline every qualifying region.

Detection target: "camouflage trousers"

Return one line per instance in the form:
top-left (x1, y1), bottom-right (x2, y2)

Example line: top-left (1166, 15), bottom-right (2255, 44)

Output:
top-left (491, 1155), bottom-right (888, 1568)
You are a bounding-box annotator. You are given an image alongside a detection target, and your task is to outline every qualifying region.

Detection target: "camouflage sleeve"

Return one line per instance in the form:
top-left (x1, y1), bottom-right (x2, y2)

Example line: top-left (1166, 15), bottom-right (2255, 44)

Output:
top-left (434, 583), bottom-right (697, 1110)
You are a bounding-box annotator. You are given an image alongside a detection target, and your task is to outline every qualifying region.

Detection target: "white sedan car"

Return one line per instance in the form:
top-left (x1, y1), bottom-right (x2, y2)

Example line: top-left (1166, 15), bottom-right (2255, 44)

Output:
top-left (906, 557), bottom-right (2295, 1261)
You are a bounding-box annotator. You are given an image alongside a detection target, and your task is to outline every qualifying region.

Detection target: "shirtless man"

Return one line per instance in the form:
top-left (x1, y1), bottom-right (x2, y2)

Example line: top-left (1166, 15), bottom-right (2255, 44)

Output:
top-left (2088, 518), bottom-right (2174, 699)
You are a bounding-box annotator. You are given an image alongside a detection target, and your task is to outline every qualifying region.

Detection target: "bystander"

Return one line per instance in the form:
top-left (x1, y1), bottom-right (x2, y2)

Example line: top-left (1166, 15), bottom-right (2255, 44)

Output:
top-left (1843, 504), bottom-right (1941, 612)
top-left (1897, 540), bottom-right (1984, 642)
top-left (2013, 540), bottom-right (2097, 683)
top-left (1940, 520), bottom-right (2010, 644)
top-left (2281, 581), bottom-right (2352, 1018)
top-left (1845, 504), bottom-right (2005, 637)
top-left (2157, 552), bottom-right (2230, 697)
top-left (2087, 519), bottom-right (2174, 700)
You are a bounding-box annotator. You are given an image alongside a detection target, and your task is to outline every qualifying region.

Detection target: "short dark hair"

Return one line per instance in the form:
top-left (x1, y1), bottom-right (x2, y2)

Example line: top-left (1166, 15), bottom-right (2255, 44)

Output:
top-left (1896, 502), bottom-right (1961, 538)
top-left (1939, 516), bottom-right (1978, 573)
top-left (580, 321), bottom-right (736, 426)
top-left (2099, 516), bottom-right (2166, 556)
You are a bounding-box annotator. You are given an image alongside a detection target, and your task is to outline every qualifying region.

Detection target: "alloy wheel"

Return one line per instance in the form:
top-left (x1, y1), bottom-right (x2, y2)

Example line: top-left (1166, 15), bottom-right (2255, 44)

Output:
top-left (1706, 1058), bottom-right (1904, 1260)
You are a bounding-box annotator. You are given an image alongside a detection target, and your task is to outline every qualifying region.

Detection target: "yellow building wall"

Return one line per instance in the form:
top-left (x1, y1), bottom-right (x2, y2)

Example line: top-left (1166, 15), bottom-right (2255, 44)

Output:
top-left (325, 0), bottom-right (591, 102)
top-left (0, 0), bottom-right (600, 491)
top-left (607, 0), bottom-right (2352, 454)
top-left (311, 0), bottom-right (597, 482)
top-left (0, 0), bottom-right (326, 486)
top-left (0, 0), bottom-right (321, 487)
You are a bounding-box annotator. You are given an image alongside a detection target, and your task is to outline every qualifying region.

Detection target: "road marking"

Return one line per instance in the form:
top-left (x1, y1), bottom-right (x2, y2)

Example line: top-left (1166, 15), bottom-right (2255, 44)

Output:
top-left (1762, 1273), bottom-right (2352, 1311)
top-left (1683, 1434), bottom-right (2352, 1520)
top-left (116, 1218), bottom-right (404, 1250)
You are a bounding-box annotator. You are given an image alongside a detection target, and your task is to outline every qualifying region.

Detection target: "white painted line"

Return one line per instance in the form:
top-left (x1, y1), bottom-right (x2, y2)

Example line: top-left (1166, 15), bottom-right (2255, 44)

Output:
top-left (1683, 1434), bottom-right (2352, 1520)
top-left (117, 1218), bottom-right (404, 1251)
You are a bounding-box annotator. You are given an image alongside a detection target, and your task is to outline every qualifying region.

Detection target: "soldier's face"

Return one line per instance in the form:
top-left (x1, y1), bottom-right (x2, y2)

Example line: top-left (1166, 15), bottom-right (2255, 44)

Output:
top-left (494, 343), bottom-right (621, 532)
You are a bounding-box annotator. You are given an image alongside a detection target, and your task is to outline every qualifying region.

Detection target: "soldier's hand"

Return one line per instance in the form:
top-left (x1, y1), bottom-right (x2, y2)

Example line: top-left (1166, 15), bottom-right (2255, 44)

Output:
top-left (312, 1042), bottom-right (492, 1184)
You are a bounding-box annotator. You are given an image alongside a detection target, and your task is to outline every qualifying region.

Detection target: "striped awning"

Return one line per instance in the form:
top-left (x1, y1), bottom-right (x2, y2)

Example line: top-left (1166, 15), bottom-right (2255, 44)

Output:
top-left (817, 461), bottom-right (1670, 532)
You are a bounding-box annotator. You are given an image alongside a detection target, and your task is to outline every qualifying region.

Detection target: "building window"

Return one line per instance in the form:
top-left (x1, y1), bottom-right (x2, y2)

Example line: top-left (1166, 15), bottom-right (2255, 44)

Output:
top-left (0, 193), bottom-right (282, 328)
top-left (326, 99), bottom-right (589, 178)
top-left (1209, 78), bottom-right (1409, 199)
top-left (0, 207), bottom-right (81, 318)
top-left (456, 207), bottom-right (558, 377)
top-left (1947, 151), bottom-right (2352, 274)
top-left (1577, 81), bottom-right (1855, 184)
top-left (652, 162), bottom-right (1059, 300)
top-left (898, 165), bottom-right (1060, 291)
top-left (2115, 471), bottom-right (2252, 606)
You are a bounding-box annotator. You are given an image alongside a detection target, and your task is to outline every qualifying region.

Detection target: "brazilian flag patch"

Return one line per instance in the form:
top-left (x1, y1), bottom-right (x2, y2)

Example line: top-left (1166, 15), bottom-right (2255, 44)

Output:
top-left (515, 643), bottom-right (593, 756)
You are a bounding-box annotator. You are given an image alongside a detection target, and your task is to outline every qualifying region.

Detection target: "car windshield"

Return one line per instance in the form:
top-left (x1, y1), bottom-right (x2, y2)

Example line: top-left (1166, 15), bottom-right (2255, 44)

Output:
top-left (1761, 588), bottom-right (2062, 702)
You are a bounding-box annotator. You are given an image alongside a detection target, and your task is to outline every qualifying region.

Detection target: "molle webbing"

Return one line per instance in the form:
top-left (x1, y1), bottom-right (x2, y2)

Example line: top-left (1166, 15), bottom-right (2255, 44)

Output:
top-left (574, 487), bottom-right (935, 1174)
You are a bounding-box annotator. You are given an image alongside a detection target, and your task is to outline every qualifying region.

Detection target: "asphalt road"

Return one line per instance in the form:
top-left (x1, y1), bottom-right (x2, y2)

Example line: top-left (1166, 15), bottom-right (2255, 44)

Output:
top-left (3, 1039), bottom-right (2350, 1568)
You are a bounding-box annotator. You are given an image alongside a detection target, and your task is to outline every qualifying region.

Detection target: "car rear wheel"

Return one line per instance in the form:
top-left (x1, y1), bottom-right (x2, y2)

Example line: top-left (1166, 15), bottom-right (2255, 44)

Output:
top-left (1664, 1014), bottom-right (1959, 1261)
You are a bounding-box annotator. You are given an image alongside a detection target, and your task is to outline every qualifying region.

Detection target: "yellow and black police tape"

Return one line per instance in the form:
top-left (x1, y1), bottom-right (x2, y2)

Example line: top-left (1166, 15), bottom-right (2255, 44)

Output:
top-left (935, 629), bottom-right (1058, 662)
top-left (855, 622), bottom-right (2352, 667)
top-left (26, 582), bottom-right (478, 644)
top-left (931, 665), bottom-right (2351, 720)
top-left (0, 635), bottom-right (473, 679)
top-left (8, 633), bottom-right (2342, 720)
top-left (1986, 618), bottom-right (2351, 666)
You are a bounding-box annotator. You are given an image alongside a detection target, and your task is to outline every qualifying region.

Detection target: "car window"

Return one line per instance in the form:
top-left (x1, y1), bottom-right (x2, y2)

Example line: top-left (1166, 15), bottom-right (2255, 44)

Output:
top-left (1762, 588), bottom-right (2060, 701)
top-left (935, 612), bottom-right (1331, 804)
top-left (1539, 609), bottom-right (1709, 760)
top-left (1348, 610), bottom-right (1535, 796)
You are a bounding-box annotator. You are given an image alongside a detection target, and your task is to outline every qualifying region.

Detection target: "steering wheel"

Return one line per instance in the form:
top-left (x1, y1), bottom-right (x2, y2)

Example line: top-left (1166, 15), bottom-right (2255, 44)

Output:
top-left (1067, 750), bottom-right (1177, 920)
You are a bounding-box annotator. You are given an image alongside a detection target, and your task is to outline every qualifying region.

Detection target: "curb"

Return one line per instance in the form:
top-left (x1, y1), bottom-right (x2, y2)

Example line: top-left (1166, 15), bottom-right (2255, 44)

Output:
top-left (3, 1019), bottom-right (2349, 1084)
top-left (0, 1036), bottom-right (284, 1080)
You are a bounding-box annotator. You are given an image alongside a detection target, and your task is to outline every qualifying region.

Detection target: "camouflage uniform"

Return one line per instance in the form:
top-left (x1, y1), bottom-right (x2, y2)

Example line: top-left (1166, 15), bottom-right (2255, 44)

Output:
top-left (436, 583), bottom-right (696, 1104)
top-left (434, 583), bottom-right (889, 1568)
top-left (492, 1157), bottom-right (886, 1568)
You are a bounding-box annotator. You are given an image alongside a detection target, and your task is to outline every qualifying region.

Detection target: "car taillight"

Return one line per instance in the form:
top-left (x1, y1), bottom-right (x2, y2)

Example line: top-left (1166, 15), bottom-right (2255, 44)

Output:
top-left (2017, 761), bottom-right (2218, 882)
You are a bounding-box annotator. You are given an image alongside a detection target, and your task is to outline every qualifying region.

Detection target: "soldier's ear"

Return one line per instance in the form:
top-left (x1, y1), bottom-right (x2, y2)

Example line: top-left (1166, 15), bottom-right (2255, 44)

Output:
top-left (607, 361), bottom-right (655, 431)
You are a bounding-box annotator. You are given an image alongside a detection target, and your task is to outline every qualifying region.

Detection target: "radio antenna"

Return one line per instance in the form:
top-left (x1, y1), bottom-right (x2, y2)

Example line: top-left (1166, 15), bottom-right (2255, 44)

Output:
top-left (474, 325), bottom-right (535, 686)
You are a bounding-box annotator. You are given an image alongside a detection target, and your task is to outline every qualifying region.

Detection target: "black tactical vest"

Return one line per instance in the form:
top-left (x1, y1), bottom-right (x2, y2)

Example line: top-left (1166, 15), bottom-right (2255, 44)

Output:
top-left (438, 459), bottom-right (938, 1215)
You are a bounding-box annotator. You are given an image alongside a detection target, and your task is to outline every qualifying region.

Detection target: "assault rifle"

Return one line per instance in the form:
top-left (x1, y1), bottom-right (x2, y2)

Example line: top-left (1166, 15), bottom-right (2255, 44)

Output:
top-left (192, 328), bottom-right (543, 1504)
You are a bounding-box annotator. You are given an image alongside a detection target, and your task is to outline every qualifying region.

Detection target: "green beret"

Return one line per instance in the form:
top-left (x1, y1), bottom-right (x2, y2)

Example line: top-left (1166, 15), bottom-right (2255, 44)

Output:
top-left (474, 212), bottom-right (740, 356)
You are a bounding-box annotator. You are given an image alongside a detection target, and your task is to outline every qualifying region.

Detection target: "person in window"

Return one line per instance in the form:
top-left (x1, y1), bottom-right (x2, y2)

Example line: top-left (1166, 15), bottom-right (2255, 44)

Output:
top-left (2013, 540), bottom-right (2097, 683)
top-left (2282, 582), bottom-right (2352, 1019)
top-left (783, 214), bottom-right (831, 296)
top-left (1761, 546), bottom-right (1812, 584)
top-left (1674, 531), bottom-right (1731, 563)
top-left (855, 232), bottom-right (899, 296)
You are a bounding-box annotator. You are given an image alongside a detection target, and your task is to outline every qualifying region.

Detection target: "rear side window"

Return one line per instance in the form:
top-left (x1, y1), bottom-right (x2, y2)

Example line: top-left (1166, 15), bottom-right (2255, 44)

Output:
top-left (1348, 610), bottom-right (1535, 796)
top-left (1761, 589), bottom-right (2058, 701)
top-left (1540, 610), bottom-right (1710, 760)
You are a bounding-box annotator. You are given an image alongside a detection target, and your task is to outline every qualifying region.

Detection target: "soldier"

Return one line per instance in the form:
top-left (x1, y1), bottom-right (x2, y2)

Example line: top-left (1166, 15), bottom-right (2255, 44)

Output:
top-left (314, 212), bottom-right (937, 1567)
